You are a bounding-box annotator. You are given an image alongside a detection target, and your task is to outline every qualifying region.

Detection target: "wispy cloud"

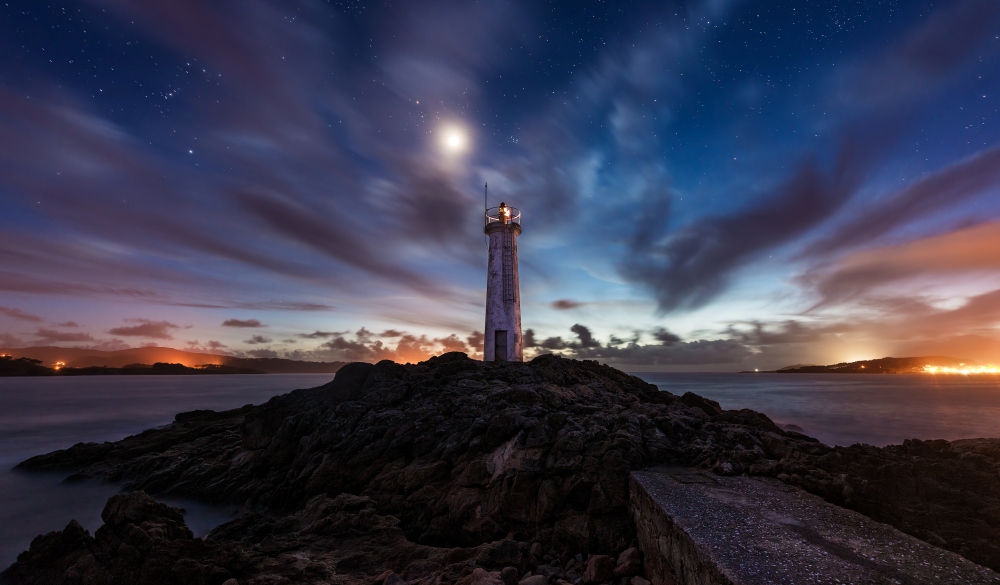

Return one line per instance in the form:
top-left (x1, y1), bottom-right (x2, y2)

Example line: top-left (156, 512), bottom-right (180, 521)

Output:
top-left (107, 319), bottom-right (181, 339)
top-left (33, 328), bottom-right (96, 343)
top-left (222, 318), bottom-right (265, 328)
top-left (0, 307), bottom-right (42, 322)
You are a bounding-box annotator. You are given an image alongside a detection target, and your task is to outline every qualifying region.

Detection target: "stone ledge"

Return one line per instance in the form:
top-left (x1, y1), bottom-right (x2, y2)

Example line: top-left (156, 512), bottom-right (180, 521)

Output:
top-left (630, 466), bottom-right (1000, 585)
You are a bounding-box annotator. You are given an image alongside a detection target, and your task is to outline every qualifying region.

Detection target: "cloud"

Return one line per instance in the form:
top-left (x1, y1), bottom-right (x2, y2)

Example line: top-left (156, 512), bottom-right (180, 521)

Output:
top-left (309, 327), bottom-right (478, 363)
top-left (570, 324), bottom-right (600, 348)
top-left (522, 329), bottom-right (537, 348)
top-left (531, 323), bottom-right (750, 366)
top-left (244, 335), bottom-right (271, 345)
top-left (802, 145), bottom-right (1000, 261)
top-left (527, 323), bottom-right (750, 366)
top-left (236, 192), bottom-right (440, 294)
top-left (79, 338), bottom-right (131, 352)
top-left (539, 336), bottom-right (568, 350)
top-left (808, 221), bottom-right (1000, 305)
top-left (619, 125), bottom-right (892, 312)
top-left (184, 339), bottom-right (230, 353)
top-left (435, 334), bottom-right (469, 353)
top-left (466, 331), bottom-right (484, 350)
top-left (722, 286), bottom-right (1000, 367)
top-left (552, 299), bottom-right (583, 310)
top-left (247, 349), bottom-right (278, 358)
top-left (299, 331), bottom-right (340, 339)
top-left (0, 307), bottom-right (43, 322)
top-left (572, 338), bottom-right (752, 366)
top-left (107, 319), bottom-right (181, 339)
top-left (652, 328), bottom-right (681, 345)
top-left (222, 318), bottom-right (265, 328)
top-left (33, 328), bottom-right (96, 343)
top-left (57, 321), bottom-right (79, 328)
top-left (0, 332), bottom-right (24, 347)
top-left (724, 319), bottom-right (855, 348)
top-left (838, 0), bottom-right (1000, 108)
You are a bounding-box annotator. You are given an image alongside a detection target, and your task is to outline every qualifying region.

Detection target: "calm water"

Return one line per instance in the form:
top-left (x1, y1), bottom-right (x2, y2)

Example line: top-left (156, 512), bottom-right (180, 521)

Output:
top-left (0, 374), bottom-right (333, 570)
top-left (2, 372), bottom-right (1000, 570)
top-left (636, 372), bottom-right (1000, 447)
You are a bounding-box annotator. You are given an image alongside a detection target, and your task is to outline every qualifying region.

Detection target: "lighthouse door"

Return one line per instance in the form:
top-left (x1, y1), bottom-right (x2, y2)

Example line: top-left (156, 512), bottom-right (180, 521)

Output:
top-left (494, 330), bottom-right (508, 362)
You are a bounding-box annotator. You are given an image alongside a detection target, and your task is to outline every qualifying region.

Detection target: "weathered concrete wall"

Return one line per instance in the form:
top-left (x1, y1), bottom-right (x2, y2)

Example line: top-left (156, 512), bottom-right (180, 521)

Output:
top-left (630, 472), bottom-right (733, 585)
top-left (484, 222), bottom-right (522, 362)
top-left (630, 466), bottom-right (1000, 585)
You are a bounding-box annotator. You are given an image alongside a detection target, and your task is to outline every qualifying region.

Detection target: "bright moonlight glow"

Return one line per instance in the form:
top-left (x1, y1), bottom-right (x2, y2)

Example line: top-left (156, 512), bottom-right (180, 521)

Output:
top-left (440, 127), bottom-right (467, 153)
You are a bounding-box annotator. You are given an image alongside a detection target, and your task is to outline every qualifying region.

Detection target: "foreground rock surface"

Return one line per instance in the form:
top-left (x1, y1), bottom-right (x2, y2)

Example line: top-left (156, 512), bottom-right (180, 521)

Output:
top-left (632, 467), bottom-right (1000, 584)
top-left (4, 353), bottom-right (1000, 583)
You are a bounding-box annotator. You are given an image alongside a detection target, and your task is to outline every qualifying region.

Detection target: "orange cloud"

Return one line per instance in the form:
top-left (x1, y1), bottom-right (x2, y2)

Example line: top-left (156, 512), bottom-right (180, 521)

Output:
top-left (811, 221), bottom-right (1000, 305)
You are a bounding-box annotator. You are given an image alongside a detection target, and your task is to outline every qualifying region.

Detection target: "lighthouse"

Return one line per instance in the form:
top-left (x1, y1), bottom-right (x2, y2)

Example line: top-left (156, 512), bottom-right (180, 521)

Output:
top-left (484, 202), bottom-right (522, 362)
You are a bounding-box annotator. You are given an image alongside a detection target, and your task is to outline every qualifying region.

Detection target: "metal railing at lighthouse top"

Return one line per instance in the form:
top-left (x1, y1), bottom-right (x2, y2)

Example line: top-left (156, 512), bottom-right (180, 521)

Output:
top-left (485, 206), bottom-right (522, 228)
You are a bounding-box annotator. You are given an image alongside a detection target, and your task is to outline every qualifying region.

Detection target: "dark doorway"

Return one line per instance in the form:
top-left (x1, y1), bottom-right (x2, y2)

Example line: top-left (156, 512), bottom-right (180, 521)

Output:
top-left (495, 330), bottom-right (508, 362)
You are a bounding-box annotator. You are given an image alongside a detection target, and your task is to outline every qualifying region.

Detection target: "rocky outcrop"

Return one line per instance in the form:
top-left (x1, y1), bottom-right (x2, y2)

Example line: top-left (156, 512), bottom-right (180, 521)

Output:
top-left (774, 437), bottom-right (1000, 572)
top-left (5, 353), bottom-right (1000, 582)
top-left (13, 354), bottom-right (817, 555)
top-left (1, 491), bottom-right (244, 585)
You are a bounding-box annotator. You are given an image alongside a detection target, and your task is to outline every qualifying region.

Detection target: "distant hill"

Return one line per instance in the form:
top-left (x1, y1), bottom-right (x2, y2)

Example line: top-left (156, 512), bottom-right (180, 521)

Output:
top-left (0, 346), bottom-right (345, 374)
top-left (748, 356), bottom-right (972, 374)
top-left (0, 356), bottom-right (266, 377)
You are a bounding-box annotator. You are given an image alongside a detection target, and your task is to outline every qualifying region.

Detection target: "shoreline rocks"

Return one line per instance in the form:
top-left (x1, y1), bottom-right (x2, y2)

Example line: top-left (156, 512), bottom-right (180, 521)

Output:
top-left (4, 353), bottom-right (1000, 582)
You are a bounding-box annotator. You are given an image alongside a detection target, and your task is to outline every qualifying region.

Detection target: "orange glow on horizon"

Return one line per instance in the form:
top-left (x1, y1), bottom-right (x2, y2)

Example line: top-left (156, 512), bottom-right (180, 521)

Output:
top-left (924, 364), bottom-right (1000, 375)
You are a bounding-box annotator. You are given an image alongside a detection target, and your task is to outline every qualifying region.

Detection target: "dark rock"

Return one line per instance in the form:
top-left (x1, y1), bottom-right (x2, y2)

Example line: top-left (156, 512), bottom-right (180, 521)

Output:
top-left (612, 547), bottom-right (641, 578)
top-left (518, 575), bottom-right (548, 585)
top-left (458, 567), bottom-right (504, 585)
top-left (403, 559), bottom-right (444, 581)
top-left (582, 555), bottom-right (614, 584)
top-left (529, 542), bottom-right (545, 559)
top-left (679, 392), bottom-right (722, 416)
top-left (0, 491), bottom-right (241, 585)
top-left (475, 539), bottom-right (524, 566)
top-left (533, 564), bottom-right (564, 579)
top-left (319, 361), bottom-right (375, 404)
top-left (501, 566), bottom-right (520, 585)
top-left (781, 436), bottom-right (1000, 572)
top-left (9, 354), bottom-right (997, 581)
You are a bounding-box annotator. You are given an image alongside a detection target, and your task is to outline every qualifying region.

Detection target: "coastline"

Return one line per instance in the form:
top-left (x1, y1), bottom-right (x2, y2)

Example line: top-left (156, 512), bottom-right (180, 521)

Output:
top-left (4, 355), bottom-right (1000, 583)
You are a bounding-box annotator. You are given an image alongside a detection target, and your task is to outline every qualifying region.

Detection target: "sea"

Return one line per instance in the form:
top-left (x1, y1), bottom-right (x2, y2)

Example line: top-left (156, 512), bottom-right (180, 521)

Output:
top-left (2, 371), bottom-right (1000, 569)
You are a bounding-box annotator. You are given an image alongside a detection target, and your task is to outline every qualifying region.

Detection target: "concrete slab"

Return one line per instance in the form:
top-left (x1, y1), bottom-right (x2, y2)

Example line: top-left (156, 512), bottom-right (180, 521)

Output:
top-left (630, 466), bottom-right (1000, 585)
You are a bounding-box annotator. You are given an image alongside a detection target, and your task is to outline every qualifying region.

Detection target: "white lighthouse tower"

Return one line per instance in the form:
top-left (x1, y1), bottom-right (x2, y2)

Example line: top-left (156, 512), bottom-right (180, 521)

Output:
top-left (484, 201), bottom-right (522, 362)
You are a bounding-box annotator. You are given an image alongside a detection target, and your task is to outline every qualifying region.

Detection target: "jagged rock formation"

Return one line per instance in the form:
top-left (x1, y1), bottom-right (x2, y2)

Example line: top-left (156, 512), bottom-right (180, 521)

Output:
top-left (4, 353), bottom-right (1000, 583)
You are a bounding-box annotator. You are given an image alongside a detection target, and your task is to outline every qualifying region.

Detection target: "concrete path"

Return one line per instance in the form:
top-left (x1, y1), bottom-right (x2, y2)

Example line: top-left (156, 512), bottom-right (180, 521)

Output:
top-left (631, 466), bottom-right (1000, 585)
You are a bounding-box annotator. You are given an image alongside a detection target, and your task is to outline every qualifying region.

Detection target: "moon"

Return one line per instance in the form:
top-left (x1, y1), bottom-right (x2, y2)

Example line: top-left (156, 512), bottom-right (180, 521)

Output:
top-left (440, 126), bottom-right (467, 153)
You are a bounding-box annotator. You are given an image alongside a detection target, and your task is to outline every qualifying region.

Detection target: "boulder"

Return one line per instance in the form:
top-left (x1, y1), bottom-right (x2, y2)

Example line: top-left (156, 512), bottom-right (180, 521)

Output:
top-left (583, 555), bottom-right (615, 584)
top-left (612, 547), bottom-right (642, 577)
top-left (501, 566), bottom-right (520, 585)
top-left (458, 568), bottom-right (505, 585)
top-left (476, 539), bottom-right (524, 566)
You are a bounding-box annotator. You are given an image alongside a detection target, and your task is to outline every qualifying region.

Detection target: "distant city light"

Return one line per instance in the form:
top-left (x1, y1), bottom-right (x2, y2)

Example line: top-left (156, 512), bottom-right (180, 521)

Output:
top-left (924, 364), bottom-right (1000, 375)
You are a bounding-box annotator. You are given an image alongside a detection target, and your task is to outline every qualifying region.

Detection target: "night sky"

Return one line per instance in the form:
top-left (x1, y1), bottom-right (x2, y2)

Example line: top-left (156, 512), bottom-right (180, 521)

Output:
top-left (2, 0), bottom-right (1000, 370)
